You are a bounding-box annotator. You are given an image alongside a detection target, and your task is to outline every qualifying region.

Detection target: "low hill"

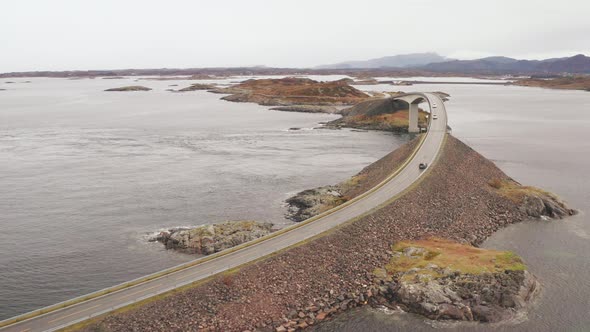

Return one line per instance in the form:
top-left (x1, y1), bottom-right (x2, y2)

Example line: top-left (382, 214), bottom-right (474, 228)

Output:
top-left (211, 77), bottom-right (369, 106)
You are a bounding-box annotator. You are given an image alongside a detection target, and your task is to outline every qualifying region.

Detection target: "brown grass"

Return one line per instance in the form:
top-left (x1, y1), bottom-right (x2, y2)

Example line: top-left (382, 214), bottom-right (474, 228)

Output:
top-left (488, 178), bottom-right (555, 204)
top-left (386, 238), bottom-right (526, 277)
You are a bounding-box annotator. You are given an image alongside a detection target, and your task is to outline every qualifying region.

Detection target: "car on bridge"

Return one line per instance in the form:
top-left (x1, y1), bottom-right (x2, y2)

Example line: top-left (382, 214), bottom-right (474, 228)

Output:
top-left (419, 162), bottom-right (428, 170)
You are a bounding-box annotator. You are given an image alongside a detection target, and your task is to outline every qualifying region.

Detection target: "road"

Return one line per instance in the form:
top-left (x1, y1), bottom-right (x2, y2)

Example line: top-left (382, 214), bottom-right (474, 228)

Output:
top-left (0, 93), bottom-right (448, 332)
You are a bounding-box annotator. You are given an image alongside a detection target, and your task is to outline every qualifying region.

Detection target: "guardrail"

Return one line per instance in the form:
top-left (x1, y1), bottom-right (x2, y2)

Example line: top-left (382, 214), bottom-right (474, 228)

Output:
top-left (0, 93), bottom-right (436, 330)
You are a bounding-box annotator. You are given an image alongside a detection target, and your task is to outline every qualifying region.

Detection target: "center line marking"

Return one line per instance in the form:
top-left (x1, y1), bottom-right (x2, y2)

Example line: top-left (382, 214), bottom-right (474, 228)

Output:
top-left (48, 304), bottom-right (101, 324)
top-left (117, 284), bottom-right (163, 301)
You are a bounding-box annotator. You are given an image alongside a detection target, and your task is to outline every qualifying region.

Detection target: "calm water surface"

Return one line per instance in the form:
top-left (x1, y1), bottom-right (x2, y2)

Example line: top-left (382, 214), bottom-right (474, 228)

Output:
top-left (314, 81), bottom-right (590, 332)
top-left (0, 77), bottom-right (404, 319)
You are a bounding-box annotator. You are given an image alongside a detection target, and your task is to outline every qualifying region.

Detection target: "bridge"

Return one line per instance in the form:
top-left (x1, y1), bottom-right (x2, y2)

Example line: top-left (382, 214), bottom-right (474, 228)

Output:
top-left (0, 92), bottom-right (448, 332)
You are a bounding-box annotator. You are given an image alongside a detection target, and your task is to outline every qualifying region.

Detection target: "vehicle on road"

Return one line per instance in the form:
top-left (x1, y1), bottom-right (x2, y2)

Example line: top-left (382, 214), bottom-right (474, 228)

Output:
top-left (419, 162), bottom-right (428, 170)
top-left (433, 114), bottom-right (438, 120)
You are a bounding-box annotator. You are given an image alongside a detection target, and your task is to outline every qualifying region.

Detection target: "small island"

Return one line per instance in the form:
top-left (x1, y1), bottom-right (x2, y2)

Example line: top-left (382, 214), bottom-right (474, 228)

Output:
top-left (152, 221), bottom-right (273, 255)
top-left (373, 238), bottom-right (539, 322)
top-left (104, 86), bottom-right (152, 92)
top-left (210, 77), bottom-right (370, 107)
top-left (175, 83), bottom-right (217, 92)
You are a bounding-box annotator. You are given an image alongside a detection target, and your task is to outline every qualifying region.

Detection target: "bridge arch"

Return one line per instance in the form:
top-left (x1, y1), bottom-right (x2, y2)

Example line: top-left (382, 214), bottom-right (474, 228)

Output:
top-left (390, 93), bottom-right (429, 133)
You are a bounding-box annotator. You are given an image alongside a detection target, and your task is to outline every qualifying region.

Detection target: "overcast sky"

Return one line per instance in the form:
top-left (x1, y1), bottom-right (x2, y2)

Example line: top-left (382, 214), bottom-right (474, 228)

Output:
top-left (2, 0), bottom-right (589, 72)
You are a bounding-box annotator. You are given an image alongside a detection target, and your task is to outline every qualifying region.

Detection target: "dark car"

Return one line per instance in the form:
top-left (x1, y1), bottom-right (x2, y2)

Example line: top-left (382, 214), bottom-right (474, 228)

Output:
top-left (419, 162), bottom-right (428, 170)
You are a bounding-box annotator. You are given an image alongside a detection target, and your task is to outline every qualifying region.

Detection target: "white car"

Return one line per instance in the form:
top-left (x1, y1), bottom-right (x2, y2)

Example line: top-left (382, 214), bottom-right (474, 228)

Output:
top-left (433, 114), bottom-right (438, 120)
top-left (432, 103), bottom-right (437, 108)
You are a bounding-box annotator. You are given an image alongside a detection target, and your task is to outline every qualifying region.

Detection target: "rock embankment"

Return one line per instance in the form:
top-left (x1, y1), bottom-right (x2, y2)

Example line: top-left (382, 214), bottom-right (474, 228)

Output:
top-left (104, 86), bottom-right (152, 92)
top-left (154, 221), bottom-right (273, 255)
top-left (210, 77), bottom-right (370, 106)
top-left (286, 137), bottom-right (420, 222)
top-left (84, 136), bottom-right (575, 332)
top-left (373, 238), bottom-right (540, 323)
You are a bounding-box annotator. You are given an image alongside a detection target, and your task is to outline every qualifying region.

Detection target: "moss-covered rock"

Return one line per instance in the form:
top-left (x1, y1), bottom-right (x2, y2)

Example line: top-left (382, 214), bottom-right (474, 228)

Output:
top-left (375, 238), bottom-right (539, 322)
top-left (488, 178), bottom-right (576, 219)
top-left (155, 221), bottom-right (273, 255)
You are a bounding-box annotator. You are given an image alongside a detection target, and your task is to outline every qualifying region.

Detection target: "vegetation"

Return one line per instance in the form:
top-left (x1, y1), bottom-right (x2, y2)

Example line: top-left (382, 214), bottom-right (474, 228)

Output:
top-left (385, 238), bottom-right (526, 280)
top-left (214, 77), bottom-right (370, 105)
top-left (488, 178), bottom-right (556, 204)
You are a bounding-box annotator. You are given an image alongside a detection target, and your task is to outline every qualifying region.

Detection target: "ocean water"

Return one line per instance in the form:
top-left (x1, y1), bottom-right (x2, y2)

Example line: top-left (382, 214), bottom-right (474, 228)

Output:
top-left (0, 77), bottom-right (406, 319)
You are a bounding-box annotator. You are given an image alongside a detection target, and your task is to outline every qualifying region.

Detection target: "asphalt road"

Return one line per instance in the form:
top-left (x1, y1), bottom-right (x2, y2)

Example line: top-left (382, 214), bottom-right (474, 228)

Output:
top-left (0, 93), bottom-right (448, 332)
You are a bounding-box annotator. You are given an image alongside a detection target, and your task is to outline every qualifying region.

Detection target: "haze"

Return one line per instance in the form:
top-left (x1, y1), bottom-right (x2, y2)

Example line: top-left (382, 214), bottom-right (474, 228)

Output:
top-left (2, 0), bottom-right (589, 72)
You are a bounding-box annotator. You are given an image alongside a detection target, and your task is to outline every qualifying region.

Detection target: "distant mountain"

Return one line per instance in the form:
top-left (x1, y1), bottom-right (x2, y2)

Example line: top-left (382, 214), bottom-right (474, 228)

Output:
top-left (316, 52), bottom-right (452, 69)
top-left (419, 54), bottom-right (590, 74)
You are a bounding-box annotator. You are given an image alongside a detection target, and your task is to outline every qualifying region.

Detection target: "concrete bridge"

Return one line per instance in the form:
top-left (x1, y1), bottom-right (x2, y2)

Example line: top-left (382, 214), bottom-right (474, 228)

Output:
top-left (386, 93), bottom-right (432, 133)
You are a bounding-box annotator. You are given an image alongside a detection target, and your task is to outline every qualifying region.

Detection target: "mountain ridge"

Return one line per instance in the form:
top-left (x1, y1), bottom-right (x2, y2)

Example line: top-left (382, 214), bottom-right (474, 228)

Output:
top-left (316, 52), bottom-right (451, 69)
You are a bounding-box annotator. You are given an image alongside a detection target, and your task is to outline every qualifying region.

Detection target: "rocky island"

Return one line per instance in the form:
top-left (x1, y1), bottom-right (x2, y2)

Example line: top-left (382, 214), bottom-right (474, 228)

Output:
top-left (104, 85), bottom-right (152, 92)
top-left (175, 83), bottom-right (218, 92)
top-left (374, 238), bottom-right (539, 322)
top-left (153, 221), bottom-right (273, 255)
top-left (210, 77), bottom-right (371, 107)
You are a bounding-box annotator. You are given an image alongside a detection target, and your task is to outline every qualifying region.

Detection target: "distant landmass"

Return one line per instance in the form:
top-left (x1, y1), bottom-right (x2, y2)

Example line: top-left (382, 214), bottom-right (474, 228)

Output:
top-left (419, 54), bottom-right (590, 74)
top-left (2, 54), bottom-right (589, 79)
top-left (316, 52), bottom-right (452, 69)
top-left (316, 53), bottom-right (590, 74)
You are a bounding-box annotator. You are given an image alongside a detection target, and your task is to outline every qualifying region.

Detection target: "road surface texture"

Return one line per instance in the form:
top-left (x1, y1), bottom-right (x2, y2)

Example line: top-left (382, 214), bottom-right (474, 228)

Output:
top-left (0, 93), bottom-right (448, 332)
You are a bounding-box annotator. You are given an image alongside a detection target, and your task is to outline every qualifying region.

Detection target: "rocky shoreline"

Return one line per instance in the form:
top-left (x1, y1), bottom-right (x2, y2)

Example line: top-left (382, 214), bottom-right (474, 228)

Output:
top-left (373, 238), bottom-right (540, 323)
top-left (152, 221), bottom-right (274, 255)
top-left (81, 134), bottom-right (576, 332)
top-left (286, 137), bottom-right (420, 222)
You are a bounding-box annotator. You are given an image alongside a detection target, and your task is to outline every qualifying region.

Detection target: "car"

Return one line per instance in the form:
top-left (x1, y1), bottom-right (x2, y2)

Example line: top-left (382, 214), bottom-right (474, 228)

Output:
top-left (432, 104), bottom-right (437, 108)
top-left (432, 114), bottom-right (438, 120)
top-left (419, 162), bottom-right (428, 170)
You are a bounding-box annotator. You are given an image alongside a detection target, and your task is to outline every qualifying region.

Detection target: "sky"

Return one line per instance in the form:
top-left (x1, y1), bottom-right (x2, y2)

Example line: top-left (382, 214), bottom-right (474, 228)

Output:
top-left (1, 0), bottom-right (589, 72)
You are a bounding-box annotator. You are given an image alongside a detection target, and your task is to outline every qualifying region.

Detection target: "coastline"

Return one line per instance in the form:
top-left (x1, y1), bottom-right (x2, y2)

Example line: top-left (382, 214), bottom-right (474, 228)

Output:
top-left (76, 131), bottom-right (575, 331)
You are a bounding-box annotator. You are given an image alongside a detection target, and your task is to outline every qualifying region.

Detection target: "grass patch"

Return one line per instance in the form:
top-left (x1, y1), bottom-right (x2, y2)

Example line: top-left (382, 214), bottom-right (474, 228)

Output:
top-left (386, 238), bottom-right (526, 277)
top-left (488, 178), bottom-right (556, 204)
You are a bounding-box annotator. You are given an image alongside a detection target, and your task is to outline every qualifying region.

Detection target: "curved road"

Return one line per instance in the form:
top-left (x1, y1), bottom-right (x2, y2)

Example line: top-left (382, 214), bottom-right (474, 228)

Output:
top-left (1, 93), bottom-right (448, 332)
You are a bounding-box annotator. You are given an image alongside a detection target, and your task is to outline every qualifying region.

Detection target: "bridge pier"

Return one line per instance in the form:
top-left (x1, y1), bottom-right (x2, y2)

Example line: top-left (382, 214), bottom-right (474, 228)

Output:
top-left (408, 102), bottom-right (419, 133)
